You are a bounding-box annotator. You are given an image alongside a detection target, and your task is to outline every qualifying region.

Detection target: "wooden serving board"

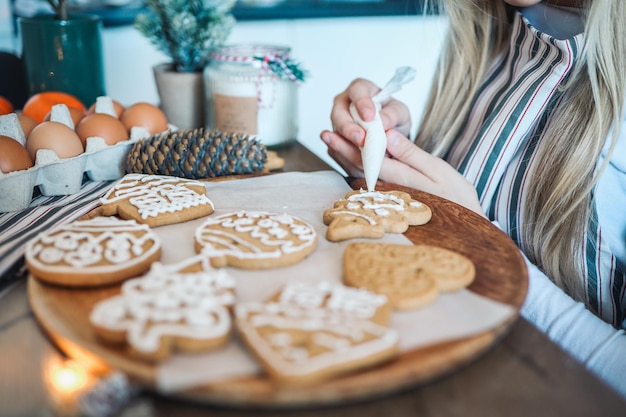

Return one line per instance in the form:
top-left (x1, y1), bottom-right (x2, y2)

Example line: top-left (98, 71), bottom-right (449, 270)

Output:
top-left (27, 177), bottom-right (528, 408)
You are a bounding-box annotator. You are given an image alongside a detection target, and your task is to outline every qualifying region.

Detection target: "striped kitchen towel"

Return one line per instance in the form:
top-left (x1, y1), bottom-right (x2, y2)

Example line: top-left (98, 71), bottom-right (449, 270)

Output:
top-left (0, 179), bottom-right (114, 287)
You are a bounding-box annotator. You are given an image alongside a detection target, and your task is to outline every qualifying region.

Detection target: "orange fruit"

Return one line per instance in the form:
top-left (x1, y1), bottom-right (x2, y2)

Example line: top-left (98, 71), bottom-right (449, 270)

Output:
top-left (0, 96), bottom-right (14, 115)
top-left (22, 91), bottom-right (86, 123)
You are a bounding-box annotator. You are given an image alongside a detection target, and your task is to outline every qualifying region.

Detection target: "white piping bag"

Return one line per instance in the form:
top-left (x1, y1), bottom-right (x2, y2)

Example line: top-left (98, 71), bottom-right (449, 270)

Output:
top-left (350, 66), bottom-right (416, 191)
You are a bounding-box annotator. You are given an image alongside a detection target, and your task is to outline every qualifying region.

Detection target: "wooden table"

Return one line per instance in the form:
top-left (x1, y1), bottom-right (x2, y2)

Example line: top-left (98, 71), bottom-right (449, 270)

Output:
top-left (1, 142), bottom-right (625, 417)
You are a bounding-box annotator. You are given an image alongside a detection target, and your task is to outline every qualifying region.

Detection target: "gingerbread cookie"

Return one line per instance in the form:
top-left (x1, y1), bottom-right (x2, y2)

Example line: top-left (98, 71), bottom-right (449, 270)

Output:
top-left (270, 281), bottom-right (392, 326)
top-left (323, 189), bottom-right (431, 242)
top-left (100, 173), bottom-right (215, 227)
top-left (343, 242), bottom-right (476, 310)
top-left (25, 217), bottom-right (162, 287)
top-left (194, 211), bottom-right (318, 269)
top-left (89, 255), bottom-right (236, 361)
top-left (235, 281), bottom-right (398, 383)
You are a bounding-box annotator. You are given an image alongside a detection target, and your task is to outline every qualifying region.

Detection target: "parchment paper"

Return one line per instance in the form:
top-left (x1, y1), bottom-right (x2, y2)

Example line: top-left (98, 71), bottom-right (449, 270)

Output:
top-left (153, 171), bottom-right (515, 393)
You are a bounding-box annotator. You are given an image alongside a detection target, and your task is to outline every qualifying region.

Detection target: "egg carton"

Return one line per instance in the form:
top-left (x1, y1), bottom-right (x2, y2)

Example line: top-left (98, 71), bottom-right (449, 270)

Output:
top-left (0, 135), bottom-right (141, 213)
top-left (0, 113), bottom-right (160, 213)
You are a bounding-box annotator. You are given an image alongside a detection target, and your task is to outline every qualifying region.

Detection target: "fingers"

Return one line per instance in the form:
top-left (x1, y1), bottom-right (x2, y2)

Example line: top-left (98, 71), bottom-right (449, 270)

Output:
top-left (320, 130), bottom-right (364, 178)
top-left (347, 78), bottom-right (381, 122)
top-left (330, 91), bottom-right (366, 147)
top-left (329, 79), bottom-right (380, 147)
top-left (380, 100), bottom-right (412, 137)
top-left (384, 130), bottom-right (439, 182)
top-left (381, 130), bottom-right (487, 217)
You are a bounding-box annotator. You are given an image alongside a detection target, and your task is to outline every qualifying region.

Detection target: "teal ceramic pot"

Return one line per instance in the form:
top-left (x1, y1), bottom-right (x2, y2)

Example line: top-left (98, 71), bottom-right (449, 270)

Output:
top-left (18, 14), bottom-right (106, 107)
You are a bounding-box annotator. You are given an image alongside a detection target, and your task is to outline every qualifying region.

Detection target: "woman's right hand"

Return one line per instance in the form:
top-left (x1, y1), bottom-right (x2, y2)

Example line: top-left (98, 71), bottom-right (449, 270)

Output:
top-left (320, 78), bottom-right (412, 177)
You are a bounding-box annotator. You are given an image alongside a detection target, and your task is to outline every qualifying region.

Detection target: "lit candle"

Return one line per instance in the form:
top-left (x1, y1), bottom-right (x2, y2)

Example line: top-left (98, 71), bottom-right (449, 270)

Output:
top-left (44, 356), bottom-right (95, 416)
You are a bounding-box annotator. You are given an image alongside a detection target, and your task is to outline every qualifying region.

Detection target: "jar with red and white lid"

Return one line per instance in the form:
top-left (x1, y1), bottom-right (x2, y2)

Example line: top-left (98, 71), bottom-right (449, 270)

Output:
top-left (203, 44), bottom-right (305, 148)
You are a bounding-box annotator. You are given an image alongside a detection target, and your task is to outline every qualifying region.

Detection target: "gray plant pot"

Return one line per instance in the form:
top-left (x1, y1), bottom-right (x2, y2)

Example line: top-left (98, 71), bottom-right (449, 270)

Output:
top-left (153, 62), bottom-right (205, 130)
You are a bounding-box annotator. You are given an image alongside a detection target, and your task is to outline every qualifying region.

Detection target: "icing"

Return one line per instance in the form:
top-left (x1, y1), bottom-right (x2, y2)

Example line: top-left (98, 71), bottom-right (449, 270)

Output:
top-left (235, 281), bottom-right (396, 377)
top-left (279, 281), bottom-right (387, 319)
top-left (325, 190), bottom-right (427, 232)
top-left (26, 217), bottom-right (161, 274)
top-left (100, 174), bottom-right (214, 219)
top-left (196, 211), bottom-right (317, 260)
top-left (90, 255), bottom-right (236, 354)
top-left (347, 190), bottom-right (408, 217)
top-left (236, 299), bottom-right (397, 376)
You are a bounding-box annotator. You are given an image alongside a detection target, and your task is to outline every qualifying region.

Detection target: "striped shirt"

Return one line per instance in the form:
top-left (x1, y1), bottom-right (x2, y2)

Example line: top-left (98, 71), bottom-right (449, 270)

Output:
top-left (446, 10), bottom-right (626, 329)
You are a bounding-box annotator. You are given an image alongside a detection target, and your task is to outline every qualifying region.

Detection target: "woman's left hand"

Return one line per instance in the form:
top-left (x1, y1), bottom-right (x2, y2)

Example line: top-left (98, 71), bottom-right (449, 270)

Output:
top-left (379, 130), bottom-right (487, 217)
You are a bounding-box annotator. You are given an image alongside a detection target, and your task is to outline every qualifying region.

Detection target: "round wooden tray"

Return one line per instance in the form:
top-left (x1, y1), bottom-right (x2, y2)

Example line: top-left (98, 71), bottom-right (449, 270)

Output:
top-left (27, 178), bottom-right (528, 408)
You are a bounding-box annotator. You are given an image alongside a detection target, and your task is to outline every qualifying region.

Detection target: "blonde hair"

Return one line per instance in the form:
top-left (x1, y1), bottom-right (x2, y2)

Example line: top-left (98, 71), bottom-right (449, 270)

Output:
top-left (416, 1), bottom-right (626, 303)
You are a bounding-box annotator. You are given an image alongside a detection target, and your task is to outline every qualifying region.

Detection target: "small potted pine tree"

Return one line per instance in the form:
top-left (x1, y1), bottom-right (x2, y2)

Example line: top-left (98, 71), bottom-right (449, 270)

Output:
top-left (134, 0), bottom-right (237, 129)
top-left (18, 0), bottom-right (106, 107)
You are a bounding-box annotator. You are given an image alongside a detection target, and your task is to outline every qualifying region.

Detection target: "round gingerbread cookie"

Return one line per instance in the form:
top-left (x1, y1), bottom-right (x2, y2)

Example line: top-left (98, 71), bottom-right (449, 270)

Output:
top-left (343, 242), bottom-right (476, 310)
top-left (194, 210), bottom-right (318, 269)
top-left (25, 217), bottom-right (162, 287)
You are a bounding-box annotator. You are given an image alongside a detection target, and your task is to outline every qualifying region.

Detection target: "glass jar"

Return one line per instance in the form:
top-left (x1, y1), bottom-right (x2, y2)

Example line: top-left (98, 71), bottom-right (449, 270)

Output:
top-left (204, 45), bottom-right (300, 148)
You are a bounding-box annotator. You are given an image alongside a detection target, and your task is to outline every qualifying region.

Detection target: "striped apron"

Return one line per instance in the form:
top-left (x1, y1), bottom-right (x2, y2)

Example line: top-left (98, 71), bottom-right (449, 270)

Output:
top-left (445, 12), bottom-right (626, 329)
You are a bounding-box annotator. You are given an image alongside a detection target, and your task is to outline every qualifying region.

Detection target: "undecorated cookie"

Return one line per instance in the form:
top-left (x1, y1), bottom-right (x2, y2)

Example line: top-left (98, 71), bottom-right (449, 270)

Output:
top-left (343, 242), bottom-right (476, 310)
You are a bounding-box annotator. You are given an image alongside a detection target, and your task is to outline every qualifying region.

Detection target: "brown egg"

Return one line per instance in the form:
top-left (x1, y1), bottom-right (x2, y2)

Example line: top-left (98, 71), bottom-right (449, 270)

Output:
top-left (26, 121), bottom-right (84, 162)
top-left (0, 134), bottom-right (34, 173)
top-left (17, 114), bottom-right (38, 137)
top-left (87, 99), bottom-right (125, 118)
top-left (120, 102), bottom-right (168, 134)
top-left (76, 113), bottom-right (129, 147)
top-left (44, 106), bottom-right (85, 127)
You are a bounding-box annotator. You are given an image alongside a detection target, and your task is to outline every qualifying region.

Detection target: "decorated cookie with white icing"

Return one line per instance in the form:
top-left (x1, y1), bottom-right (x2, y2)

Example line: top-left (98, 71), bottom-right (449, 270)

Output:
top-left (89, 255), bottom-right (236, 361)
top-left (25, 217), bottom-right (162, 287)
top-left (194, 210), bottom-right (318, 269)
top-left (323, 189), bottom-right (432, 242)
top-left (235, 281), bottom-right (398, 383)
top-left (100, 173), bottom-right (215, 227)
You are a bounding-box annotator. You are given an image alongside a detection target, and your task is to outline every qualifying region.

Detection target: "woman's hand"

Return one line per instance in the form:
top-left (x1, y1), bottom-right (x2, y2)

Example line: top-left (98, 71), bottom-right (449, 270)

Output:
top-left (320, 78), bottom-right (411, 177)
top-left (323, 78), bottom-right (412, 148)
top-left (320, 78), bottom-right (486, 217)
top-left (382, 130), bottom-right (486, 217)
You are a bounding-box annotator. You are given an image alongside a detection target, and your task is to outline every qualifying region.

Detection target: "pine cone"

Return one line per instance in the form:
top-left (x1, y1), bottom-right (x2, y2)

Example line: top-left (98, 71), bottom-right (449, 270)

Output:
top-left (124, 128), bottom-right (268, 179)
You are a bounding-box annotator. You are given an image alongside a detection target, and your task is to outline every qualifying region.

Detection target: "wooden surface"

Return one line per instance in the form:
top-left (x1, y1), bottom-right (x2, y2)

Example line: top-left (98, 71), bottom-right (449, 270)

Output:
top-left (3, 142), bottom-right (626, 417)
top-left (26, 167), bottom-right (528, 408)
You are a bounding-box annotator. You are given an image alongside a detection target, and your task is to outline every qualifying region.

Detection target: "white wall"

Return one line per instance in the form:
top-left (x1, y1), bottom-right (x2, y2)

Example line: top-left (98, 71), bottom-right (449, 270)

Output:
top-left (0, 4), bottom-right (447, 170)
top-left (0, 0), bottom-right (16, 51)
top-left (102, 15), bottom-right (446, 171)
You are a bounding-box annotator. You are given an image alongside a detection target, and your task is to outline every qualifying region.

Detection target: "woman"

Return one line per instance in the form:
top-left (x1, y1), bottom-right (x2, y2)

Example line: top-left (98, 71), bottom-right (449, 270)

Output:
top-left (321, 0), bottom-right (626, 396)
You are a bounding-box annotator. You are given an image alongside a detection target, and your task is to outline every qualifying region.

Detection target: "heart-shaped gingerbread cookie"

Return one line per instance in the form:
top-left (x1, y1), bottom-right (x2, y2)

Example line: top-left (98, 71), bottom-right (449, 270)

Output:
top-left (343, 242), bottom-right (476, 310)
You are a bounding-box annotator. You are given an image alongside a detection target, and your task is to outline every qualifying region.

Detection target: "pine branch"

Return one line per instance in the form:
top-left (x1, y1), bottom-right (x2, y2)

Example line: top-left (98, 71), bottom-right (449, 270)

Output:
top-left (134, 0), bottom-right (236, 72)
top-left (256, 57), bottom-right (308, 83)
